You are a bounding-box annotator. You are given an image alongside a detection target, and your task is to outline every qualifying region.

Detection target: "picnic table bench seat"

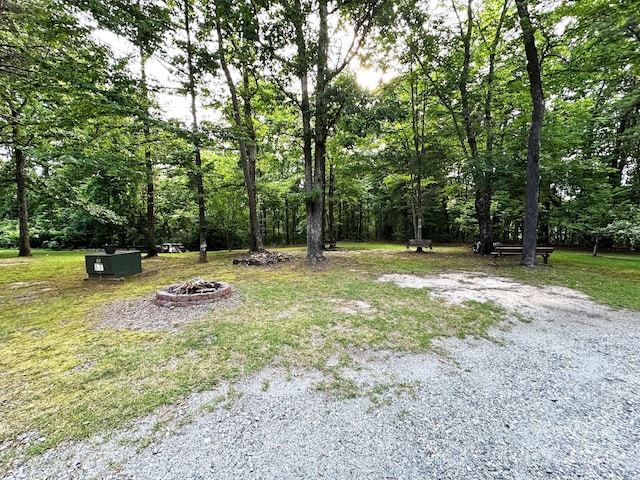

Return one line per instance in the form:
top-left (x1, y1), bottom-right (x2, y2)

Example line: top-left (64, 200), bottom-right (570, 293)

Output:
top-left (322, 240), bottom-right (337, 250)
top-left (491, 245), bottom-right (554, 264)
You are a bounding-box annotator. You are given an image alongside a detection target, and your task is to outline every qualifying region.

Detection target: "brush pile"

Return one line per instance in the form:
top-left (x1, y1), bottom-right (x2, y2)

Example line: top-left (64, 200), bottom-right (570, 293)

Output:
top-left (232, 251), bottom-right (292, 266)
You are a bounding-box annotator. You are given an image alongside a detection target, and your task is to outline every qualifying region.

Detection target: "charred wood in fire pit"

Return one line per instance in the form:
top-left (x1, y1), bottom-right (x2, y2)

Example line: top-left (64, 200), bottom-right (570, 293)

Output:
top-left (166, 277), bottom-right (222, 294)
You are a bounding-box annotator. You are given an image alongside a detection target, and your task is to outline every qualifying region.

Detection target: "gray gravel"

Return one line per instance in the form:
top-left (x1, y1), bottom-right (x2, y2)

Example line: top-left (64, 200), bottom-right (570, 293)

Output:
top-left (3, 273), bottom-right (639, 480)
top-left (93, 292), bottom-right (244, 332)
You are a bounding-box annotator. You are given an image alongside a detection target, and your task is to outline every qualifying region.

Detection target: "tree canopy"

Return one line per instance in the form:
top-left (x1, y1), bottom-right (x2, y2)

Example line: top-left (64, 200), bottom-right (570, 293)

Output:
top-left (1, 0), bottom-right (638, 258)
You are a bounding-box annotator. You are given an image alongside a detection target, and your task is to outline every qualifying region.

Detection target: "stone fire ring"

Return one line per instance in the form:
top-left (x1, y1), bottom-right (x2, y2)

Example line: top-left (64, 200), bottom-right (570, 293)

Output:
top-left (155, 282), bottom-right (232, 307)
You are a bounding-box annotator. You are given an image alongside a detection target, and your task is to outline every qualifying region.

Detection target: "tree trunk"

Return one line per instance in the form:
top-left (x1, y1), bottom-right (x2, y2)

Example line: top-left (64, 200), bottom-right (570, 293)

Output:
top-left (458, 0), bottom-right (493, 251)
top-left (303, 0), bottom-right (329, 262)
top-left (285, 196), bottom-right (290, 245)
top-left (409, 72), bottom-right (426, 250)
top-left (183, 0), bottom-right (206, 263)
top-left (328, 162), bottom-right (336, 246)
top-left (541, 200), bottom-right (551, 244)
top-left (411, 174), bottom-right (424, 251)
top-left (610, 111), bottom-right (630, 187)
top-left (214, 14), bottom-right (264, 253)
top-left (194, 149), bottom-right (207, 263)
top-left (15, 144), bottom-right (31, 257)
top-left (144, 146), bottom-right (156, 256)
top-left (140, 51), bottom-right (158, 257)
top-left (338, 201), bottom-right (343, 240)
top-left (516, 0), bottom-right (544, 267)
top-left (480, 0), bottom-right (509, 254)
top-left (449, 0), bottom-right (509, 253)
top-left (10, 104), bottom-right (31, 257)
top-left (291, 0), bottom-right (323, 262)
top-left (475, 188), bottom-right (494, 254)
top-left (241, 72), bottom-right (264, 252)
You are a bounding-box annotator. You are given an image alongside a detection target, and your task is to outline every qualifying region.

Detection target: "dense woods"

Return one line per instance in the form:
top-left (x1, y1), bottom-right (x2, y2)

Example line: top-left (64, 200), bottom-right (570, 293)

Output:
top-left (1, 0), bottom-right (639, 260)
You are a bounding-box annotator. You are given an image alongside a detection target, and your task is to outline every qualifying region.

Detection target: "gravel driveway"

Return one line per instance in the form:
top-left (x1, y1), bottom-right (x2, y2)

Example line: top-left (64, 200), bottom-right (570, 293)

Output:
top-left (4, 273), bottom-right (639, 480)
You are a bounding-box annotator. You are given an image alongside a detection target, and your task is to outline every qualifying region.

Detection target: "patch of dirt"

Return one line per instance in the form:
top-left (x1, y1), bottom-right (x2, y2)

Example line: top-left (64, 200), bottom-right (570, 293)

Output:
top-left (326, 298), bottom-right (377, 315)
top-left (377, 272), bottom-right (612, 322)
top-left (0, 261), bottom-right (28, 267)
top-left (9, 281), bottom-right (56, 301)
top-left (275, 305), bottom-right (300, 319)
top-left (10, 281), bottom-right (50, 289)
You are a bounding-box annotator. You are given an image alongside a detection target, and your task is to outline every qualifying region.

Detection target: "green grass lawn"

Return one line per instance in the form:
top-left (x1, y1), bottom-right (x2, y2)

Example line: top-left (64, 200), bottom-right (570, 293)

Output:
top-left (0, 244), bottom-right (638, 466)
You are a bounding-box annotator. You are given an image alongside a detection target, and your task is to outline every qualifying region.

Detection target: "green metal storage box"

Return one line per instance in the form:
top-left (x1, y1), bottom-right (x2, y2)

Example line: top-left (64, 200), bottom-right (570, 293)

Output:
top-left (85, 251), bottom-right (142, 279)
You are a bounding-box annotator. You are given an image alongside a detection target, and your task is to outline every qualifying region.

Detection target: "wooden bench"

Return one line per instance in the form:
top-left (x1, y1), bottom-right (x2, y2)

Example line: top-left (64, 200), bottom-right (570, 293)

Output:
top-left (490, 245), bottom-right (554, 264)
top-left (406, 239), bottom-right (433, 252)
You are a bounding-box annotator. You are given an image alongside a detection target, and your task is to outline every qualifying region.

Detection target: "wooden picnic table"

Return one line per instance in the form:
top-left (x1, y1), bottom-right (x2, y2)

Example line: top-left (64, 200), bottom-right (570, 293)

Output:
top-left (161, 243), bottom-right (185, 253)
top-left (406, 239), bottom-right (433, 252)
top-left (491, 245), bottom-right (554, 264)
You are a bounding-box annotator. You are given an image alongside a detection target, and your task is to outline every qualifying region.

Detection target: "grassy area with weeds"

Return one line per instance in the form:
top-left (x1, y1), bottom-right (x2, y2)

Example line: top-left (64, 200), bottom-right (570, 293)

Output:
top-left (490, 249), bottom-right (640, 310)
top-left (0, 244), bottom-right (638, 467)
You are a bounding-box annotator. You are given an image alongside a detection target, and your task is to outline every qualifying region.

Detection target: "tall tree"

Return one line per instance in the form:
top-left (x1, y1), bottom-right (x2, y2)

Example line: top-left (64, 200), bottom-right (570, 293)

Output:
top-left (211, 0), bottom-right (264, 253)
top-left (1, 0), bottom-right (51, 256)
top-left (390, 0), bottom-right (511, 253)
top-left (515, 0), bottom-right (544, 266)
top-left (561, 0), bottom-right (640, 195)
top-left (134, 2), bottom-right (171, 257)
top-left (139, 49), bottom-right (159, 256)
top-left (70, 0), bottom-right (171, 256)
top-left (259, 0), bottom-right (390, 262)
top-left (0, 0), bottom-right (114, 256)
top-left (407, 72), bottom-right (428, 245)
top-left (171, 0), bottom-right (209, 262)
top-left (375, 72), bottom-right (446, 247)
top-left (449, 0), bottom-right (510, 253)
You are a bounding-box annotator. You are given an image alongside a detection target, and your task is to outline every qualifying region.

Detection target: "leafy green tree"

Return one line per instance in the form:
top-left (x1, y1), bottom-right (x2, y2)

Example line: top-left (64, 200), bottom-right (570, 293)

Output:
top-left (515, 0), bottom-right (545, 266)
top-left (556, 0), bottom-right (640, 246)
top-left (373, 73), bottom-right (450, 246)
top-left (0, 0), bottom-right (124, 256)
top-left (324, 74), bottom-right (377, 244)
top-left (387, 0), bottom-right (514, 252)
top-left (250, 84), bottom-right (307, 246)
top-left (170, 0), bottom-right (210, 262)
top-left (258, 0), bottom-right (394, 262)
top-left (71, 0), bottom-right (172, 256)
top-left (561, 0), bottom-right (640, 190)
top-left (210, 0), bottom-right (264, 252)
top-left (2, 0), bottom-right (638, 257)
top-left (599, 206), bottom-right (640, 251)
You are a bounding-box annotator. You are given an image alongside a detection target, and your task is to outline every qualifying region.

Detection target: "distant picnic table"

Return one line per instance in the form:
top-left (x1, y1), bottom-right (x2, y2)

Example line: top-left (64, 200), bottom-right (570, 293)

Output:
top-left (406, 239), bottom-right (433, 252)
top-left (161, 243), bottom-right (185, 253)
top-left (491, 245), bottom-right (554, 264)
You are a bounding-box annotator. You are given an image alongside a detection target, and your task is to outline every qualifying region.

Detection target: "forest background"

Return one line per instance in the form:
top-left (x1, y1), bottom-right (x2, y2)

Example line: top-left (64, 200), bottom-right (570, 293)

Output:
top-left (1, 0), bottom-right (639, 261)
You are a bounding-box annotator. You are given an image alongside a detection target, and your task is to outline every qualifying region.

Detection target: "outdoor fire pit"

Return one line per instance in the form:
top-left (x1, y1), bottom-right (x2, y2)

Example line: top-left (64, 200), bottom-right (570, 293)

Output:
top-left (155, 277), bottom-right (232, 307)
